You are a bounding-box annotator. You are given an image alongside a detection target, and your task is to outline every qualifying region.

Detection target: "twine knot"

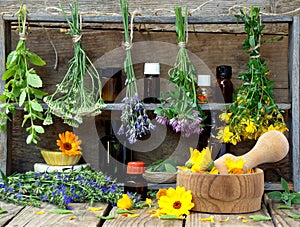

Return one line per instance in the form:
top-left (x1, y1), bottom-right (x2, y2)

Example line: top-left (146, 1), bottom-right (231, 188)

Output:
top-left (178, 42), bottom-right (186, 48)
top-left (19, 33), bottom-right (27, 41)
top-left (72, 34), bottom-right (82, 43)
top-left (123, 41), bottom-right (133, 50)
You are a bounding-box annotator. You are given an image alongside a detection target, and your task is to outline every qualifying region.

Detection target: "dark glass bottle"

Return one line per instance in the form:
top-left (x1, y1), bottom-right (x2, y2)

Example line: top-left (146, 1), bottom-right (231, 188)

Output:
top-left (124, 161), bottom-right (148, 201)
top-left (216, 65), bottom-right (234, 103)
top-left (101, 67), bottom-right (122, 103)
top-left (100, 120), bottom-right (132, 182)
top-left (143, 63), bottom-right (160, 103)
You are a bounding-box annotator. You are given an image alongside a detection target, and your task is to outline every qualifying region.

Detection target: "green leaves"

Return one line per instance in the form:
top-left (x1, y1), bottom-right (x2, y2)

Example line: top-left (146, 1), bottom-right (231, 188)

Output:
top-left (267, 178), bottom-right (300, 207)
top-left (0, 207), bottom-right (8, 214)
top-left (97, 214), bottom-right (115, 220)
top-left (50, 209), bottom-right (73, 214)
top-left (249, 215), bottom-right (271, 221)
top-left (0, 4), bottom-right (46, 144)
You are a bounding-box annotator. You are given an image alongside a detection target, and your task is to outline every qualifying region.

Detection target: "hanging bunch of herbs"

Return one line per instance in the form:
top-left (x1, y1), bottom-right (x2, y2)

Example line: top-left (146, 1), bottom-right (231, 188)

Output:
top-left (118, 0), bottom-right (155, 144)
top-left (217, 7), bottom-right (287, 145)
top-left (0, 5), bottom-right (46, 144)
top-left (155, 6), bottom-right (204, 137)
top-left (43, 0), bottom-right (105, 127)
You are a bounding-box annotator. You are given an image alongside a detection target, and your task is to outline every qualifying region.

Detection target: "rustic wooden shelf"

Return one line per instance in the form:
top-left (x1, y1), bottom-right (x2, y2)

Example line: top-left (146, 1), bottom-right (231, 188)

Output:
top-left (0, 14), bottom-right (299, 192)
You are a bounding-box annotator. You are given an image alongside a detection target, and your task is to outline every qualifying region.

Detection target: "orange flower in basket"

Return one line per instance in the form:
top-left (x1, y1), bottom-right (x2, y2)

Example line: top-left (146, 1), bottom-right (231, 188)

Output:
top-left (57, 131), bottom-right (82, 156)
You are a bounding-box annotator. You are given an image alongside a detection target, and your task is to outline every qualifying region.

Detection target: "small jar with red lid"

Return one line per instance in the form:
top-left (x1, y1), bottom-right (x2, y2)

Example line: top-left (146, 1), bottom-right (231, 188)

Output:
top-left (124, 161), bottom-right (148, 201)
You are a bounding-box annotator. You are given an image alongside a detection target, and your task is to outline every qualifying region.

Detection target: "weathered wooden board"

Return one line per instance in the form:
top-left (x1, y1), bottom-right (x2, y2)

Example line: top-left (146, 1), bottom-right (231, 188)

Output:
top-left (186, 204), bottom-right (273, 227)
top-left (102, 205), bottom-right (183, 227)
top-left (4, 202), bottom-right (109, 227)
top-left (0, 202), bottom-right (24, 226)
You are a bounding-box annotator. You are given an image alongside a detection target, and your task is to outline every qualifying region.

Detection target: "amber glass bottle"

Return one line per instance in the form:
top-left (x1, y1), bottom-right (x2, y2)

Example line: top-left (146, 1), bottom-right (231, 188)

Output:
top-left (216, 65), bottom-right (233, 103)
top-left (143, 63), bottom-right (160, 103)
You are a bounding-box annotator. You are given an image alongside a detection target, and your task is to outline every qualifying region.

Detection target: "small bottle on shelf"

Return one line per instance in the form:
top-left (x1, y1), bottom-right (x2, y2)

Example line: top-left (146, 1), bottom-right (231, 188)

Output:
top-left (215, 65), bottom-right (234, 103)
top-left (197, 75), bottom-right (211, 104)
top-left (143, 63), bottom-right (160, 104)
top-left (124, 161), bottom-right (148, 201)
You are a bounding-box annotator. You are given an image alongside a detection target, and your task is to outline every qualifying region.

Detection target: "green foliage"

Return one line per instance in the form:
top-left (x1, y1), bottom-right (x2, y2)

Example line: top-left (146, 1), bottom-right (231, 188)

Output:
top-left (267, 178), bottom-right (300, 207)
top-left (249, 215), bottom-right (271, 221)
top-left (0, 4), bottom-right (46, 144)
top-left (146, 158), bottom-right (177, 172)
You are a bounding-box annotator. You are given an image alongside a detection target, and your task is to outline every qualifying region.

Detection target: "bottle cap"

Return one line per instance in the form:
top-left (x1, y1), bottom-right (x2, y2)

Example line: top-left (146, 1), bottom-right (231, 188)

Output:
top-left (197, 75), bottom-right (211, 86)
top-left (127, 161), bottom-right (145, 174)
top-left (216, 65), bottom-right (232, 79)
top-left (144, 63), bottom-right (160, 75)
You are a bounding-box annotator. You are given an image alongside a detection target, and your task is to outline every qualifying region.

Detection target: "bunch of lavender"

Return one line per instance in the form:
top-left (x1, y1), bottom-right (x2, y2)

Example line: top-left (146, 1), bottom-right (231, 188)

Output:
top-left (118, 0), bottom-right (155, 144)
top-left (155, 6), bottom-right (204, 137)
top-left (0, 168), bottom-right (124, 209)
top-left (43, 0), bottom-right (105, 127)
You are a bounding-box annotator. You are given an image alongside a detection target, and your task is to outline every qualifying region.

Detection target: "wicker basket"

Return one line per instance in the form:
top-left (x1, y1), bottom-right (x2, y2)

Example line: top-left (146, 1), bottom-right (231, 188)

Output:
top-left (143, 170), bottom-right (177, 183)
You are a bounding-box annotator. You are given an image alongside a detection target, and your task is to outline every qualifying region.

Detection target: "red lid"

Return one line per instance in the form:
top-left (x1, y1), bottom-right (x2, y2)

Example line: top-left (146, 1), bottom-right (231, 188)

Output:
top-left (127, 161), bottom-right (145, 174)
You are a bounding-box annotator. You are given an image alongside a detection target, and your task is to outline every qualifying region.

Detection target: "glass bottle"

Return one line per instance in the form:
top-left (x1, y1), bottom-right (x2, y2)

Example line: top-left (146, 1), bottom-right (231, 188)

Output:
top-left (197, 75), bottom-right (211, 104)
top-left (101, 67), bottom-right (122, 103)
top-left (100, 120), bottom-right (132, 183)
top-left (143, 63), bottom-right (160, 103)
top-left (215, 65), bottom-right (234, 103)
top-left (124, 161), bottom-right (148, 201)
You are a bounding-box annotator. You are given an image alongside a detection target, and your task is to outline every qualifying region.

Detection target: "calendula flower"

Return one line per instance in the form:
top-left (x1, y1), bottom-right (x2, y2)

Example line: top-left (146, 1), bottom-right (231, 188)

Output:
top-left (224, 157), bottom-right (247, 174)
top-left (191, 147), bottom-right (213, 173)
top-left (158, 186), bottom-right (194, 217)
top-left (56, 131), bottom-right (82, 156)
top-left (117, 194), bottom-right (133, 210)
top-left (156, 188), bottom-right (167, 200)
top-left (185, 147), bottom-right (201, 168)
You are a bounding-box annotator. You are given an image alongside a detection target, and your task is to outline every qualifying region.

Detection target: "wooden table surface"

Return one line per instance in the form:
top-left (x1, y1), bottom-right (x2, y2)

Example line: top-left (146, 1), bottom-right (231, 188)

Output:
top-left (1, 195), bottom-right (299, 227)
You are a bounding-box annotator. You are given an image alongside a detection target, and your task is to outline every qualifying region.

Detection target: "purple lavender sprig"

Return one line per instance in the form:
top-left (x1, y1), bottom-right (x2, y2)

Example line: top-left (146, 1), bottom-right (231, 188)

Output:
top-left (118, 94), bottom-right (155, 144)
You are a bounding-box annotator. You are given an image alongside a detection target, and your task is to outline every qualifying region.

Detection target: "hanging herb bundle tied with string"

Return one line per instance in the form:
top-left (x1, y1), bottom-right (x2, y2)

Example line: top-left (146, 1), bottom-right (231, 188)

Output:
top-left (118, 0), bottom-right (155, 144)
top-left (155, 6), bottom-right (204, 138)
top-left (0, 4), bottom-right (46, 144)
top-left (217, 7), bottom-right (287, 145)
top-left (43, 0), bottom-right (105, 127)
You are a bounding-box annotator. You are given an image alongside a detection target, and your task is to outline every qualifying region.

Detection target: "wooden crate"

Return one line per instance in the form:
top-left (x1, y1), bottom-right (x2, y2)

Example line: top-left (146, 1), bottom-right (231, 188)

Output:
top-left (0, 14), bottom-right (299, 191)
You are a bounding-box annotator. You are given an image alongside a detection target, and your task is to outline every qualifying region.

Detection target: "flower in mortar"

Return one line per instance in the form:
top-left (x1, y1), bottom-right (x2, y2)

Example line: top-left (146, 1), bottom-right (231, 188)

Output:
top-left (57, 131), bottom-right (82, 156)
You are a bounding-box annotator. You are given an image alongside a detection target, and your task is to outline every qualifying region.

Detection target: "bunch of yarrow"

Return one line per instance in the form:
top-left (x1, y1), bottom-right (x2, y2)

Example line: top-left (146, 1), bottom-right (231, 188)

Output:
top-left (118, 0), bottom-right (155, 144)
top-left (154, 6), bottom-right (204, 137)
top-left (43, 0), bottom-right (105, 128)
top-left (0, 168), bottom-right (123, 209)
top-left (217, 7), bottom-right (287, 145)
top-left (0, 4), bottom-right (46, 144)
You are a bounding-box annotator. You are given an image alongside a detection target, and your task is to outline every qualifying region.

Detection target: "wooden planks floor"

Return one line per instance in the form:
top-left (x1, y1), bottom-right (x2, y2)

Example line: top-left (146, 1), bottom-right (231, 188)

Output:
top-left (1, 195), bottom-right (299, 227)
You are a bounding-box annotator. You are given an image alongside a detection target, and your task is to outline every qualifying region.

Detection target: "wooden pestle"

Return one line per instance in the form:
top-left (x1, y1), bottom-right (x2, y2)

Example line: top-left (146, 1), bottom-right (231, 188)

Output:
top-left (214, 130), bottom-right (289, 174)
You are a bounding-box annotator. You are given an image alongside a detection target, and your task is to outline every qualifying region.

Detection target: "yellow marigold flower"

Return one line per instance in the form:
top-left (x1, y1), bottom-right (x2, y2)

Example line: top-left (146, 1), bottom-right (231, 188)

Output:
top-left (57, 131), bottom-right (82, 156)
top-left (185, 147), bottom-right (200, 168)
top-left (156, 188), bottom-right (167, 200)
top-left (224, 157), bottom-right (246, 174)
top-left (117, 194), bottom-right (132, 210)
top-left (200, 216), bottom-right (215, 223)
top-left (158, 186), bottom-right (194, 217)
top-left (191, 147), bottom-right (213, 173)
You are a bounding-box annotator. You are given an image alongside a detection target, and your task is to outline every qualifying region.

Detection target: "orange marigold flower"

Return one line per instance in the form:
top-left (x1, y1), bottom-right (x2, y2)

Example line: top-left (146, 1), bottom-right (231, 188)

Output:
top-left (57, 131), bottom-right (82, 156)
top-left (156, 188), bottom-right (167, 200)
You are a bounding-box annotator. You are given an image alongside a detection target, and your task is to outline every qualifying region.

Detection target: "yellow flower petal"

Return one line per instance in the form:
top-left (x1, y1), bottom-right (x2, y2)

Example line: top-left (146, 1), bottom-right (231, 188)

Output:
top-left (218, 217), bottom-right (229, 222)
top-left (128, 214), bottom-right (139, 218)
top-left (34, 211), bottom-right (45, 215)
top-left (88, 207), bottom-right (102, 211)
top-left (145, 198), bottom-right (152, 207)
top-left (200, 216), bottom-right (215, 223)
top-left (69, 215), bottom-right (76, 220)
top-left (242, 219), bottom-right (248, 223)
top-left (237, 215), bottom-right (246, 219)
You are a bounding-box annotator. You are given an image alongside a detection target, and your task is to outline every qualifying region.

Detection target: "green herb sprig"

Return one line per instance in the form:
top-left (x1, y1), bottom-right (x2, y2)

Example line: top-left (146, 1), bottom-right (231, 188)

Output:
top-left (267, 178), bottom-right (300, 207)
top-left (217, 7), bottom-right (287, 145)
top-left (0, 4), bottom-right (47, 144)
top-left (43, 0), bottom-right (105, 127)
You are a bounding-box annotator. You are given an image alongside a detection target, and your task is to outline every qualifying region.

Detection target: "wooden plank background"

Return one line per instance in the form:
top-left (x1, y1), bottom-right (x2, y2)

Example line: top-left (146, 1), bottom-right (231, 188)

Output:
top-left (0, 0), bottom-right (299, 185)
